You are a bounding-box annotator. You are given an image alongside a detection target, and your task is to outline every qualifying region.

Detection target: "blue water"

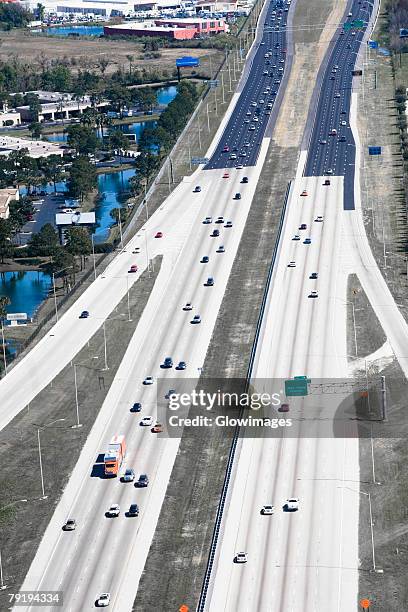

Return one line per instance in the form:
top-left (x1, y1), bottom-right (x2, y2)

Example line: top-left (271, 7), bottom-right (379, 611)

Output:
top-left (95, 169), bottom-right (135, 242)
top-left (46, 120), bottom-right (157, 144)
top-left (44, 25), bottom-right (104, 37)
top-left (0, 271), bottom-right (52, 320)
top-left (157, 85), bottom-right (177, 105)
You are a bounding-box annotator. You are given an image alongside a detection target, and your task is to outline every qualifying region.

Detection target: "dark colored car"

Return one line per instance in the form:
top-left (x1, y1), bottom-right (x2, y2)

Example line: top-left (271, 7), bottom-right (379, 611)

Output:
top-left (278, 403), bottom-right (289, 412)
top-left (130, 402), bottom-right (142, 412)
top-left (201, 256), bottom-right (209, 263)
top-left (162, 357), bottom-right (173, 368)
top-left (211, 229), bottom-right (220, 237)
top-left (135, 474), bottom-right (149, 488)
top-left (241, 177), bottom-right (249, 184)
top-left (176, 361), bottom-right (187, 370)
top-left (205, 277), bottom-right (214, 287)
top-left (128, 504), bottom-right (139, 517)
top-left (234, 193), bottom-right (241, 200)
top-left (193, 185), bottom-right (201, 193)
top-left (79, 310), bottom-right (89, 319)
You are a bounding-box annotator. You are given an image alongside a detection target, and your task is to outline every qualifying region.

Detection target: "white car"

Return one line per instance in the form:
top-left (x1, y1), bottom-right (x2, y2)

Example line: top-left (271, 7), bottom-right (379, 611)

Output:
top-left (106, 504), bottom-right (120, 517)
top-left (308, 291), bottom-right (318, 298)
top-left (315, 216), bottom-right (323, 222)
top-left (96, 592), bottom-right (111, 606)
top-left (235, 164), bottom-right (244, 169)
top-left (203, 216), bottom-right (212, 224)
top-left (183, 302), bottom-right (193, 311)
top-left (235, 552), bottom-right (248, 563)
top-left (140, 416), bottom-right (153, 426)
top-left (340, 120), bottom-right (347, 126)
top-left (252, 116), bottom-right (259, 122)
top-left (261, 505), bottom-right (275, 515)
top-left (287, 261), bottom-right (296, 268)
top-left (143, 376), bottom-right (154, 385)
top-left (285, 498), bottom-right (299, 511)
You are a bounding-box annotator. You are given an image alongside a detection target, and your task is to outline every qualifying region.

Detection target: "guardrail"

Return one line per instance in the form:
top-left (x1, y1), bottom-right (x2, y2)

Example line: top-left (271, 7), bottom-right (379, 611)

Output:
top-left (196, 180), bottom-right (291, 611)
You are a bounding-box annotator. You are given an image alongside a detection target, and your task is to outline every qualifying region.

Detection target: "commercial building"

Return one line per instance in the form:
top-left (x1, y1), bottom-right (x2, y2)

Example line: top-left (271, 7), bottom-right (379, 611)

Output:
top-left (0, 110), bottom-right (21, 128)
top-left (104, 16), bottom-right (227, 38)
top-left (0, 136), bottom-right (64, 159)
top-left (14, 91), bottom-right (108, 123)
top-left (0, 188), bottom-right (19, 219)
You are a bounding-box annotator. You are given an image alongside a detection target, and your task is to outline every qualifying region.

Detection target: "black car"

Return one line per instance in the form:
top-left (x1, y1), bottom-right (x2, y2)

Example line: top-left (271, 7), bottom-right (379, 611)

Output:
top-left (241, 177), bottom-right (249, 184)
top-left (234, 193), bottom-right (241, 200)
top-left (162, 357), bottom-right (173, 368)
top-left (130, 402), bottom-right (142, 412)
top-left (79, 310), bottom-right (89, 319)
top-left (201, 256), bottom-right (209, 263)
top-left (193, 185), bottom-right (201, 193)
top-left (211, 229), bottom-right (220, 237)
top-left (136, 474), bottom-right (149, 488)
top-left (128, 504), bottom-right (139, 517)
top-left (205, 277), bottom-right (214, 287)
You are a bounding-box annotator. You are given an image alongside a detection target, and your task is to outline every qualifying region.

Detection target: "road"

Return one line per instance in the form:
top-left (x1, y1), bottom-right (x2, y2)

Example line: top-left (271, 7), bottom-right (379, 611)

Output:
top-left (12, 1), bottom-right (293, 608)
top-left (205, 0), bottom-right (408, 610)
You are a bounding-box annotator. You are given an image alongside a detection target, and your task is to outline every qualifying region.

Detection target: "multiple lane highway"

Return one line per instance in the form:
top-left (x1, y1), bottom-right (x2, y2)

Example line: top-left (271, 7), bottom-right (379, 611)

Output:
top-left (4, 0), bottom-right (405, 610)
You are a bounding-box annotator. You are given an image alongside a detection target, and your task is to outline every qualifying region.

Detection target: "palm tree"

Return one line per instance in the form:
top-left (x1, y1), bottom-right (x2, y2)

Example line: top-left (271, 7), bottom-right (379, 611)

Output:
top-left (0, 296), bottom-right (10, 320)
top-left (126, 54), bottom-right (134, 78)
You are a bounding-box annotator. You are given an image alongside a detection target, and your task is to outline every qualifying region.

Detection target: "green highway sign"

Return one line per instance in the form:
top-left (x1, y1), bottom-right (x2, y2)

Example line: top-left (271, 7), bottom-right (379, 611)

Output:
top-left (343, 23), bottom-right (352, 31)
top-left (285, 378), bottom-right (309, 397)
top-left (352, 19), bottom-right (364, 28)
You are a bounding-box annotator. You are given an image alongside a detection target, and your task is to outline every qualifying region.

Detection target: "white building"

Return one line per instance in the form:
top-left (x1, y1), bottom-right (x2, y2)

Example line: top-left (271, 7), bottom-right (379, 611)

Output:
top-left (0, 110), bottom-right (21, 128)
top-left (0, 136), bottom-right (64, 159)
top-left (0, 188), bottom-right (19, 219)
top-left (14, 91), bottom-right (108, 123)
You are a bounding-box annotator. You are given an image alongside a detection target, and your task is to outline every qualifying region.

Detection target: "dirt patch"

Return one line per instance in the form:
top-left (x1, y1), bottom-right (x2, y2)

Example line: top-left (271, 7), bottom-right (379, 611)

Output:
top-left (0, 29), bottom-right (221, 77)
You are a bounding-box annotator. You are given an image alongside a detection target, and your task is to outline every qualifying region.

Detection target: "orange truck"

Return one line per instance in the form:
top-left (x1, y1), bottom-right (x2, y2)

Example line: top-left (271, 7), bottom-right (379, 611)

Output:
top-left (104, 435), bottom-right (126, 477)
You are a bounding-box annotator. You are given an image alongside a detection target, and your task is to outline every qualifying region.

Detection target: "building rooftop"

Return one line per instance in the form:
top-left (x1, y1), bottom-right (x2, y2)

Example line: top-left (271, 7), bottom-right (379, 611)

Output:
top-left (0, 136), bottom-right (64, 158)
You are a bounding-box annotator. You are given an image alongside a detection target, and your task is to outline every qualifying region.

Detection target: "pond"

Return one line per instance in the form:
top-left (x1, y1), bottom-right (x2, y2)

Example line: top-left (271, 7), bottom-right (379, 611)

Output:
top-left (0, 271), bottom-right (52, 321)
top-left (45, 120), bottom-right (156, 144)
top-left (44, 25), bottom-right (104, 37)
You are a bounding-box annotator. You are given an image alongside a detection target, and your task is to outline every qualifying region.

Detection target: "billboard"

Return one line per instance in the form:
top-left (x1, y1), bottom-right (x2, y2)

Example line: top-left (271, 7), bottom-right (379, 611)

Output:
top-left (176, 56), bottom-right (199, 68)
top-left (368, 40), bottom-right (379, 48)
top-left (368, 146), bottom-right (382, 155)
top-left (400, 28), bottom-right (408, 37)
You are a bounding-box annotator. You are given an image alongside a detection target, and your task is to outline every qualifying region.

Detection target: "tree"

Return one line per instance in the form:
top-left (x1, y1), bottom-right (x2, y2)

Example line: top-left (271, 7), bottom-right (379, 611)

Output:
top-left (24, 92), bottom-right (41, 122)
top-left (42, 155), bottom-right (64, 193)
top-left (28, 223), bottom-right (59, 257)
top-left (0, 4), bottom-right (32, 29)
top-left (110, 206), bottom-right (128, 225)
top-left (134, 151), bottom-right (159, 184)
top-left (65, 227), bottom-right (91, 270)
top-left (66, 124), bottom-right (98, 155)
top-left (97, 57), bottom-right (110, 77)
top-left (105, 84), bottom-right (131, 118)
top-left (126, 54), bottom-right (134, 77)
top-left (36, 3), bottom-right (45, 21)
top-left (108, 129), bottom-right (130, 162)
top-left (0, 295), bottom-right (10, 320)
top-left (28, 121), bottom-right (42, 139)
top-left (0, 219), bottom-right (13, 263)
top-left (8, 197), bottom-right (34, 232)
top-left (67, 156), bottom-right (97, 201)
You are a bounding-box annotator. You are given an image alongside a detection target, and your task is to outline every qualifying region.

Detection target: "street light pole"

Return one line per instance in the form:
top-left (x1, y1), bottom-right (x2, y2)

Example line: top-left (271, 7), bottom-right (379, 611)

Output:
top-left (1, 320), bottom-right (7, 376)
top-left (126, 275), bottom-right (132, 322)
top-left (348, 300), bottom-right (358, 357)
top-left (52, 272), bottom-right (58, 322)
top-left (118, 207), bottom-right (123, 249)
top-left (102, 321), bottom-right (108, 371)
top-left (72, 365), bottom-right (82, 428)
top-left (37, 428), bottom-right (47, 499)
top-left (91, 234), bottom-right (96, 281)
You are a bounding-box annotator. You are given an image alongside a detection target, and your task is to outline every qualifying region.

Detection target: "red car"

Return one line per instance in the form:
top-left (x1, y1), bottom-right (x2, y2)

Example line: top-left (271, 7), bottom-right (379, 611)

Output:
top-left (128, 265), bottom-right (138, 273)
top-left (278, 403), bottom-right (290, 413)
top-left (223, 145), bottom-right (230, 152)
top-left (223, 172), bottom-right (230, 179)
top-left (155, 231), bottom-right (163, 238)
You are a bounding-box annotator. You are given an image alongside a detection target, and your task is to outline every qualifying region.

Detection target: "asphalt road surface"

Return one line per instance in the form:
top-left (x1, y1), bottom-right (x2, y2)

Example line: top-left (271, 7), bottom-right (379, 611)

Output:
top-left (303, 0), bottom-right (375, 209)
top-left (205, 0), bottom-right (289, 169)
